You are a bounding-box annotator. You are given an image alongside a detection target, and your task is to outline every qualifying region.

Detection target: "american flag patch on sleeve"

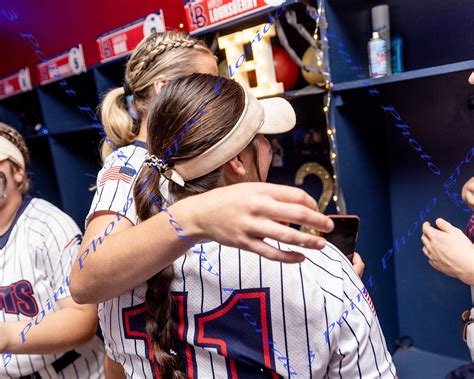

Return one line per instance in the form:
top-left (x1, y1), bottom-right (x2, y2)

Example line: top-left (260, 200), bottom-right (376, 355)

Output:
top-left (99, 166), bottom-right (136, 187)
top-left (362, 287), bottom-right (377, 316)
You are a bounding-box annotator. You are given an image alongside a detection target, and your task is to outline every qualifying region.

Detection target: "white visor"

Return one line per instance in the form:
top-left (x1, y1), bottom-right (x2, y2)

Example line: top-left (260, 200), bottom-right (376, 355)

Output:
top-left (166, 84), bottom-right (296, 186)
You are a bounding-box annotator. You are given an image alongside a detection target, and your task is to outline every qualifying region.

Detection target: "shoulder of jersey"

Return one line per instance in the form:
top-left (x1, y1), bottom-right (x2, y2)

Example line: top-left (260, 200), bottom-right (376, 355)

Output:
top-left (103, 144), bottom-right (147, 169)
top-left (263, 238), bottom-right (345, 261)
top-left (201, 239), bottom-right (346, 268)
top-left (29, 198), bottom-right (78, 229)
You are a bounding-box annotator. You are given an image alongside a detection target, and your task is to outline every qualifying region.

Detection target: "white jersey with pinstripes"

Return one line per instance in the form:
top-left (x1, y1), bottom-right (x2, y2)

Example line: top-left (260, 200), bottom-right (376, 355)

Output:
top-left (86, 141), bottom-right (169, 379)
top-left (167, 239), bottom-right (397, 378)
top-left (0, 197), bottom-right (104, 379)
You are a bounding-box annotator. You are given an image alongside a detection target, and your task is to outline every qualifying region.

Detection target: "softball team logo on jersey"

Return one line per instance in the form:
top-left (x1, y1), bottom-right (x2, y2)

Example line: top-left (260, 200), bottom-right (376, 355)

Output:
top-left (0, 197), bottom-right (104, 378)
top-left (0, 280), bottom-right (38, 317)
top-left (64, 233), bottom-right (83, 249)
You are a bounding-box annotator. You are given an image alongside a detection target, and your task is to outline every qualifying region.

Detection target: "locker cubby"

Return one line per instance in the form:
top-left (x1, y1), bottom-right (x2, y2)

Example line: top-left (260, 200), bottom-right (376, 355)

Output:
top-left (25, 135), bottom-right (62, 208)
top-left (37, 71), bottom-right (100, 134)
top-left (93, 56), bottom-right (128, 100)
top-left (332, 67), bottom-right (474, 361)
top-left (0, 89), bottom-right (44, 136)
top-left (49, 129), bottom-right (102, 227)
top-left (267, 93), bottom-right (338, 215)
top-left (326, 0), bottom-right (474, 83)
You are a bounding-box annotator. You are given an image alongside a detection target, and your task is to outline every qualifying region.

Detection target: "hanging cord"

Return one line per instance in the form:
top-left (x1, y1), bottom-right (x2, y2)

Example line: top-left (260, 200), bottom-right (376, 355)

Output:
top-left (274, 17), bottom-right (319, 74)
top-left (274, 2), bottom-right (329, 78)
top-left (273, 0), bottom-right (347, 213)
top-left (285, 8), bottom-right (318, 49)
top-left (209, 32), bottom-right (220, 54)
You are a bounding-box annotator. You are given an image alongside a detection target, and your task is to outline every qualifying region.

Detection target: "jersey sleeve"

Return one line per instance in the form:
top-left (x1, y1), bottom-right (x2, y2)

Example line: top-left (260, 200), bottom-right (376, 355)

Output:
top-left (278, 241), bottom-right (396, 378)
top-left (40, 206), bottom-right (83, 301)
top-left (85, 149), bottom-right (141, 228)
top-left (322, 248), bottom-right (397, 378)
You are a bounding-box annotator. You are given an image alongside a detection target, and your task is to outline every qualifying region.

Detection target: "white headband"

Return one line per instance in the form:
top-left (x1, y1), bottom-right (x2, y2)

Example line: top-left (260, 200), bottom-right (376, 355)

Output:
top-left (0, 136), bottom-right (25, 169)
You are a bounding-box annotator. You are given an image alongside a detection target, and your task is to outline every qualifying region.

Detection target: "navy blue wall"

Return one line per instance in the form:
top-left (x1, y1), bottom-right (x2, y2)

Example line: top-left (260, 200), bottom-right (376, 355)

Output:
top-left (332, 95), bottom-right (400, 353)
top-left (383, 70), bottom-right (473, 360)
top-left (333, 69), bottom-right (473, 360)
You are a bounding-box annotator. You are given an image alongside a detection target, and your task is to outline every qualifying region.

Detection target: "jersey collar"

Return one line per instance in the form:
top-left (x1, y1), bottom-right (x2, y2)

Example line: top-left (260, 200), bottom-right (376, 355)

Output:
top-left (132, 140), bottom-right (147, 149)
top-left (0, 196), bottom-right (33, 249)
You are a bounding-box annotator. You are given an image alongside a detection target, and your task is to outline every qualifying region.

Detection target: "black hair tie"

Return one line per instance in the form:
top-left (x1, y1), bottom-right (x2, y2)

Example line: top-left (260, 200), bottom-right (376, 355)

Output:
top-left (123, 81), bottom-right (133, 97)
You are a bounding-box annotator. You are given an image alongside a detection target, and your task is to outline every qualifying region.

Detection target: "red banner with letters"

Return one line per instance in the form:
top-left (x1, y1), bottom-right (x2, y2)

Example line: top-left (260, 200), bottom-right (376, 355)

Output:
top-left (96, 11), bottom-right (166, 63)
top-left (184, 0), bottom-right (282, 35)
top-left (0, 68), bottom-right (32, 100)
top-left (37, 45), bottom-right (86, 85)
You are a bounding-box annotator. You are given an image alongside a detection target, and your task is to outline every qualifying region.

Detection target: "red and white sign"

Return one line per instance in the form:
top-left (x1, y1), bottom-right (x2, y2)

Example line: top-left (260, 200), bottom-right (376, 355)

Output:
top-left (0, 68), bottom-right (32, 100)
top-left (97, 11), bottom-right (166, 63)
top-left (184, 0), bottom-right (284, 35)
top-left (37, 45), bottom-right (86, 85)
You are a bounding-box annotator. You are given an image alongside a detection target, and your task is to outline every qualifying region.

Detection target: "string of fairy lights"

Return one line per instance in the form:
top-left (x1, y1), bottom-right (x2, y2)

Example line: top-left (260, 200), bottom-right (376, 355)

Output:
top-left (215, 0), bottom-right (346, 214)
top-left (310, 0), bottom-right (347, 214)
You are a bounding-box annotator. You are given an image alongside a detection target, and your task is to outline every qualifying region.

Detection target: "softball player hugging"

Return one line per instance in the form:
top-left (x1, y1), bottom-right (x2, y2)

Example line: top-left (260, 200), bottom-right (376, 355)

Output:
top-left (73, 30), bottom-right (340, 379)
top-left (0, 123), bottom-right (104, 378)
top-left (133, 73), bottom-right (397, 378)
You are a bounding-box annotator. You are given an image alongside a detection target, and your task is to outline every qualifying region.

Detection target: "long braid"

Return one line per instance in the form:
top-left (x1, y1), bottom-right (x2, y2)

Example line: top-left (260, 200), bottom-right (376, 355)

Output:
top-left (134, 74), bottom-right (246, 378)
top-left (145, 268), bottom-right (186, 379)
top-left (134, 165), bottom-right (186, 378)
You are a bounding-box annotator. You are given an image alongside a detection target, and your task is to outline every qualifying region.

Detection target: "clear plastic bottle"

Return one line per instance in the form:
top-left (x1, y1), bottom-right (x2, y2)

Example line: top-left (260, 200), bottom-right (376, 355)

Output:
top-left (368, 32), bottom-right (388, 78)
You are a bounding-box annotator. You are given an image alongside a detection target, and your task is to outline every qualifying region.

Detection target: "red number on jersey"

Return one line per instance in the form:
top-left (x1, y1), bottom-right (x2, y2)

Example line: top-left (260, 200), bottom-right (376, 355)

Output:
top-left (175, 289), bottom-right (282, 378)
top-left (122, 303), bottom-right (161, 379)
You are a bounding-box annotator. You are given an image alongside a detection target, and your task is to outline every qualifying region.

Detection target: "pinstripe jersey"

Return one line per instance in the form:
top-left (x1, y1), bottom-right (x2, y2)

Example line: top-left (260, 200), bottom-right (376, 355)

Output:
top-left (167, 240), bottom-right (396, 378)
top-left (0, 197), bottom-right (104, 378)
top-left (86, 141), bottom-right (169, 379)
top-left (86, 141), bottom-right (151, 227)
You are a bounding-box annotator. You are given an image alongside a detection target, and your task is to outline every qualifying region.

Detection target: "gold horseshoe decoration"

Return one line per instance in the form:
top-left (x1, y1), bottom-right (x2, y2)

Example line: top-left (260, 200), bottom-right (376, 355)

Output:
top-left (294, 162), bottom-right (334, 235)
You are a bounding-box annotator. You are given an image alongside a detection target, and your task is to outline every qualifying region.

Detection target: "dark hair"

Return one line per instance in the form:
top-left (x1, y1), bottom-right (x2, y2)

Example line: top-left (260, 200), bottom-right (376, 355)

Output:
top-left (133, 73), bottom-right (262, 377)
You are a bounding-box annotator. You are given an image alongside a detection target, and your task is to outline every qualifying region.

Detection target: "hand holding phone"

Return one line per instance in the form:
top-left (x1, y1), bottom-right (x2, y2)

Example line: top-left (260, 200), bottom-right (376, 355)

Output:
top-left (322, 215), bottom-right (360, 261)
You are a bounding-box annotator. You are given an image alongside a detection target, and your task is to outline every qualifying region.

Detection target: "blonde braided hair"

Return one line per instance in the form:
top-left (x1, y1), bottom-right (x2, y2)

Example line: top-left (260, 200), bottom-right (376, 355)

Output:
top-left (128, 37), bottom-right (198, 82)
top-left (0, 122), bottom-right (30, 194)
top-left (100, 31), bottom-right (213, 161)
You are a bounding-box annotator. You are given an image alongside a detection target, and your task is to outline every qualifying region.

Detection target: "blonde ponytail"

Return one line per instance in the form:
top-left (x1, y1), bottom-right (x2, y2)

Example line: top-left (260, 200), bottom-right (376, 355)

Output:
top-left (99, 31), bottom-right (214, 162)
top-left (100, 87), bottom-right (137, 161)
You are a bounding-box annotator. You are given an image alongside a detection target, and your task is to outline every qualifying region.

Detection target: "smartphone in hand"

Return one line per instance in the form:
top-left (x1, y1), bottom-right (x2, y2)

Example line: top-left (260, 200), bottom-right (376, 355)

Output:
top-left (322, 215), bottom-right (360, 261)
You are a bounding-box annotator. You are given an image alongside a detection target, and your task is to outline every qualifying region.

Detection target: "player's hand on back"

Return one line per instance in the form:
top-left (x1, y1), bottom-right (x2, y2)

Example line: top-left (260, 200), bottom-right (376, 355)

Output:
top-left (173, 182), bottom-right (334, 263)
